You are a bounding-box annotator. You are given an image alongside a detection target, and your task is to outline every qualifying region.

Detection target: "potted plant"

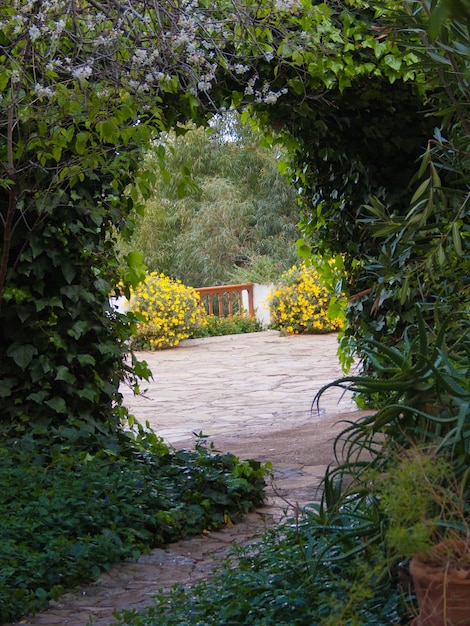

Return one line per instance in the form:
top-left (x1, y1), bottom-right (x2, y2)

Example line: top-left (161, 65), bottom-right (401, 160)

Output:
top-left (374, 447), bottom-right (470, 626)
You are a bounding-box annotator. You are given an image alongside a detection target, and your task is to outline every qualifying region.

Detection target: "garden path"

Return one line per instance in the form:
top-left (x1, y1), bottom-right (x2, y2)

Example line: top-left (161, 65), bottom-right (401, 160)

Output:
top-left (12, 331), bottom-right (367, 626)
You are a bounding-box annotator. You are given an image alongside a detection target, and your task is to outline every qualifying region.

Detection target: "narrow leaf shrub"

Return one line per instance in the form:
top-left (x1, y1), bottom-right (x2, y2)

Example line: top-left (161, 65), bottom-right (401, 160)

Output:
top-left (128, 273), bottom-right (202, 349)
top-left (269, 262), bottom-right (344, 334)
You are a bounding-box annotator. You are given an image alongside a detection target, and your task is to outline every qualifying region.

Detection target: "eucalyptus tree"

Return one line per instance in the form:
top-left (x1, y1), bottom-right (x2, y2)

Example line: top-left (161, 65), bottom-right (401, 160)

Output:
top-left (121, 119), bottom-right (300, 287)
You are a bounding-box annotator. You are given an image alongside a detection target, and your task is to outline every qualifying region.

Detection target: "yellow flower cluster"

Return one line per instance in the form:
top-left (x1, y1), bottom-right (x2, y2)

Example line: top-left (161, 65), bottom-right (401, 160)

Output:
top-left (269, 262), bottom-right (344, 334)
top-left (128, 272), bottom-right (202, 349)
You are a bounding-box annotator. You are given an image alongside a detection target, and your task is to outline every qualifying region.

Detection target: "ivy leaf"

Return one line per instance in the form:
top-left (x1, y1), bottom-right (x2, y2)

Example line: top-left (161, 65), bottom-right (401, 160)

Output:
top-left (383, 54), bottom-right (402, 72)
top-left (76, 354), bottom-right (96, 366)
top-left (0, 378), bottom-right (14, 398)
top-left (62, 261), bottom-right (76, 284)
top-left (6, 344), bottom-right (38, 368)
top-left (67, 321), bottom-right (90, 339)
top-left (26, 390), bottom-right (49, 403)
top-left (45, 397), bottom-right (67, 413)
top-left (55, 366), bottom-right (76, 384)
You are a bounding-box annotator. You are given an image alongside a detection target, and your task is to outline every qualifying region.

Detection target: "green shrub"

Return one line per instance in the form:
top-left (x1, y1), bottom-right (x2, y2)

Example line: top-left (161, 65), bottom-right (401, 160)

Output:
top-left (0, 428), bottom-right (267, 623)
top-left (193, 313), bottom-right (263, 337)
top-left (128, 273), bottom-right (202, 349)
top-left (269, 262), bottom-right (344, 334)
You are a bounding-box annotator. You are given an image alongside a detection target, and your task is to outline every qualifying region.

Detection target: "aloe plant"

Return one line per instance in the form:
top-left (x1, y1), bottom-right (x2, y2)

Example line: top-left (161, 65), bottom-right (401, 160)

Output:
top-left (314, 306), bottom-right (470, 485)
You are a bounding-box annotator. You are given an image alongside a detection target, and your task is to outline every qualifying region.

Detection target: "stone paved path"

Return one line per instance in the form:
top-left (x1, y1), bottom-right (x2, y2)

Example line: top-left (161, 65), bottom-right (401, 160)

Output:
top-left (12, 331), bottom-right (365, 626)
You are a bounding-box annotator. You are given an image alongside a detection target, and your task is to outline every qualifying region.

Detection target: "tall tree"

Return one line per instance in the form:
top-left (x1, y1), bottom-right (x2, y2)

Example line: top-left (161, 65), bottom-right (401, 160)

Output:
top-left (121, 120), bottom-right (300, 287)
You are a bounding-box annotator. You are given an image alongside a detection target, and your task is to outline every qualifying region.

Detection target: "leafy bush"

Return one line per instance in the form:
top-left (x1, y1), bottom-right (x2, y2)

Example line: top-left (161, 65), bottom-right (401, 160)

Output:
top-left (128, 273), bottom-right (202, 349)
top-left (193, 313), bottom-right (263, 337)
top-left (269, 262), bottom-right (344, 334)
top-left (314, 308), bottom-right (470, 463)
top-left (0, 429), bottom-right (267, 623)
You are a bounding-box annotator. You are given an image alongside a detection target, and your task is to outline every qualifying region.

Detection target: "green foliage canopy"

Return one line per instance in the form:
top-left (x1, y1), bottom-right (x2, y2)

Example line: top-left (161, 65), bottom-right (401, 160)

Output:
top-left (261, 0), bottom-right (469, 356)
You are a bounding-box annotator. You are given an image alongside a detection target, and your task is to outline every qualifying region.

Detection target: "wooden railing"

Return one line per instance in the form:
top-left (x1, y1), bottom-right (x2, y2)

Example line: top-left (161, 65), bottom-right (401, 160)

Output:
top-left (195, 283), bottom-right (254, 318)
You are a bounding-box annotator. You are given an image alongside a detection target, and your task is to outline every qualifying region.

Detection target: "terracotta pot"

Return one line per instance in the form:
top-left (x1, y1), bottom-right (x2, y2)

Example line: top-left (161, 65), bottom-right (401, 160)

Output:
top-left (410, 540), bottom-right (470, 626)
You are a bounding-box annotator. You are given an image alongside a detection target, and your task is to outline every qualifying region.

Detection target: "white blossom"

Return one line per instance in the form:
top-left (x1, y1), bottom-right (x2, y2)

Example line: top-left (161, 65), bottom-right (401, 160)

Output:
top-left (274, 0), bottom-right (300, 11)
top-left (233, 64), bottom-right (249, 75)
top-left (71, 65), bottom-right (93, 82)
top-left (34, 83), bottom-right (55, 98)
top-left (262, 91), bottom-right (278, 104)
top-left (132, 48), bottom-right (149, 66)
top-left (51, 19), bottom-right (66, 38)
top-left (28, 24), bottom-right (41, 41)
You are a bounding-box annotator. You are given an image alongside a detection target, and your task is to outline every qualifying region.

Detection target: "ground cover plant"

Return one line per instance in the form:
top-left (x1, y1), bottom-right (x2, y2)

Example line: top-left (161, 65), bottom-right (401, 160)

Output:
top-left (114, 497), bottom-right (408, 626)
top-left (0, 429), bottom-right (267, 624)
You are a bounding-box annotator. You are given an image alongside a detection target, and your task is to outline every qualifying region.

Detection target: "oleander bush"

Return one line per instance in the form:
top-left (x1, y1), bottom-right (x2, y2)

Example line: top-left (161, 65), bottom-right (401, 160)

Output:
top-left (269, 262), bottom-right (344, 335)
top-left (128, 273), bottom-right (202, 349)
top-left (0, 427), bottom-right (267, 623)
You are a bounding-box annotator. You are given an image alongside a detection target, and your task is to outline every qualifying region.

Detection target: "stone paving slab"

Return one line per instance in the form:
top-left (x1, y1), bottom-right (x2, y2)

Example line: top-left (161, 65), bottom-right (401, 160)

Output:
top-left (121, 330), bottom-right (357, 444)
top-left (11, 331), bottom-right (366, 626)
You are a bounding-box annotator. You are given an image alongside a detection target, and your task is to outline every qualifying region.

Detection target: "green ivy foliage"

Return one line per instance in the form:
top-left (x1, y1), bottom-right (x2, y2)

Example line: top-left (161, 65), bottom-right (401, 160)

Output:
top-left (0, 430), bottom-right (267, 623)
top-left (2, 0), bottom-right (460, 436)
top-left (0, 3), bottom-right (191, 437)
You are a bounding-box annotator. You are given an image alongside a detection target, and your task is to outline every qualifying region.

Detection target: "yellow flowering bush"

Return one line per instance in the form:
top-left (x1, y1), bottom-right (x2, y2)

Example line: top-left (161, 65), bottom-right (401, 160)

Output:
top-left (269, 262), bottom-right (344, 334)
top-left (128, 273), bottom-right (202, 349)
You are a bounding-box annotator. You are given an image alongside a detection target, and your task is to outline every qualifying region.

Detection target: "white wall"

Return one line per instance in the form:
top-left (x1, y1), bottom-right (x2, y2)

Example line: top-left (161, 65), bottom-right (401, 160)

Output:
top-left (242, 283), bottom-right (274, 326)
